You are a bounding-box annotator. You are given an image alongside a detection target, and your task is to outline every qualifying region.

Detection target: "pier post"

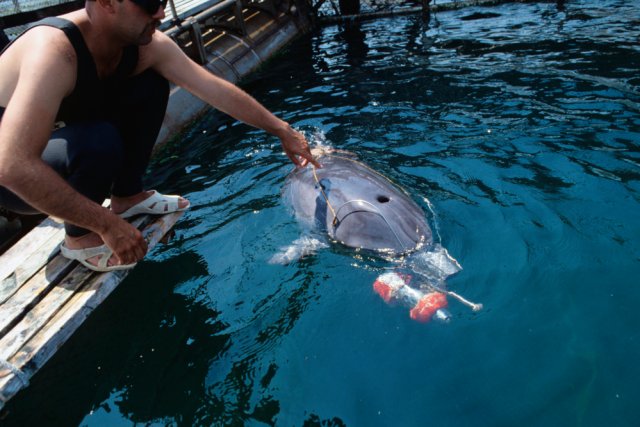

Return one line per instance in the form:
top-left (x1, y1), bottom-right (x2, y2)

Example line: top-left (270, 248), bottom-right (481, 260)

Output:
top-left (338, 0), bottom-right (360, 16)
top-left (186, 17), bottom-right (207, 65)
top-left (422, 0), bottom-right (432, 22)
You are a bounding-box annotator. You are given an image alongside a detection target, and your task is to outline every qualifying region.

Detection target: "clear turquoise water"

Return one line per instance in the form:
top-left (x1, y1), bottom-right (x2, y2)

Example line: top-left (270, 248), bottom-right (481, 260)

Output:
top-left (4, 1), bottom-right (640, 425)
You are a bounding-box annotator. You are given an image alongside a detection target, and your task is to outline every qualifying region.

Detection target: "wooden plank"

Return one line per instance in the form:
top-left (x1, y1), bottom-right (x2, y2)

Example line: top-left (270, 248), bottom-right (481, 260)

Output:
top-left (0, 211), bottom-right (183, 409)
top-left (0, 218), bottom-right (64, 304)
top-left (0, 215), bottom-right (146, 361)
top-left (0, 199), bottom-right (111, 304)
top-left (0, 255), bottom-right (84, 363)
top-left (0, 253), bottom-right (74, 338)
top-left (0, 201), bottom-right (109, 303)
top-left (0, 262), bottom-right (88, 408)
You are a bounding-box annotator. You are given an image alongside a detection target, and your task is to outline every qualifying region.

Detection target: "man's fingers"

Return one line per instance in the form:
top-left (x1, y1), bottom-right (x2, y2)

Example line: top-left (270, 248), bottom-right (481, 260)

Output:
top-left (132, 233), bottom-right (148, 261)
top-left (305, 154), bottom-right (321, 168)
top-left (287, 152), bottom-right (301, 167)
top-left (277, 125), bottom-right (322, 168)
top-left (112, 231), bottom-right (147, 265)
top-left (290, 141), bottom-right (319, 168)
top-left (297, 149), bottom-right (320, 168)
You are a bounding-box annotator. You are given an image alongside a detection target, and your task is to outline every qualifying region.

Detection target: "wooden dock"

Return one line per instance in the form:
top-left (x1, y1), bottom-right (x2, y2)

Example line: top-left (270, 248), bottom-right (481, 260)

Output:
top-left (0, 211), bottom-right (184, 410)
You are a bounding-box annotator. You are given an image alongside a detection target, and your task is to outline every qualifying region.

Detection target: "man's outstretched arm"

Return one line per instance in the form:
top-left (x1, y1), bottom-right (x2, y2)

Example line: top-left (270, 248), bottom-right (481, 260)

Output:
top-left (142, 32), bottom-right (320, 168)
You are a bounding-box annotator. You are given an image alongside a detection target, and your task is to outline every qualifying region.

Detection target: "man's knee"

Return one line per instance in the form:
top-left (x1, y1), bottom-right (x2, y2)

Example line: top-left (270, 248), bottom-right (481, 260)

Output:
top-left (64, 122), bottom-right (124, 173)
top-left (57, 122), bottom-right (125, 204)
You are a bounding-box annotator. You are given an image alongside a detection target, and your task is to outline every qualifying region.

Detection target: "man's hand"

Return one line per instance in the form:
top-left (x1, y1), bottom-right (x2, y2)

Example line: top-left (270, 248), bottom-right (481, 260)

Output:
top-left (99, 215), bottom-right (148, 266)
top-left (276, 125), bottom-right (321, 168)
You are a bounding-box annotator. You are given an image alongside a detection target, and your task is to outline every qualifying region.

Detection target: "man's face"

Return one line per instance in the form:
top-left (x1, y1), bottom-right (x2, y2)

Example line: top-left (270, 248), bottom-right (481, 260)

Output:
top-left (117, 0), bottom-right (166, 45)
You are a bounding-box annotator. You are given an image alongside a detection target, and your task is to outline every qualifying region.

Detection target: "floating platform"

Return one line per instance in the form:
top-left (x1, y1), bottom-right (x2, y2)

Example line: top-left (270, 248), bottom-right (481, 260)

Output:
top-left (0, 211), bottom-right (184, 409)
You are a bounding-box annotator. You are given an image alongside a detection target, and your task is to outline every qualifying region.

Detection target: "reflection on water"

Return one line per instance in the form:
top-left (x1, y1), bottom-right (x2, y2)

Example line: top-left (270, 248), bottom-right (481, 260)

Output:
top-left (3, 1), bottom-right (639, 425)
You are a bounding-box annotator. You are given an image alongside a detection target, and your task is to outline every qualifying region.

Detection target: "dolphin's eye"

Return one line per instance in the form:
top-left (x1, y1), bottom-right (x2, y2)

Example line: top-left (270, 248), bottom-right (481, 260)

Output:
top-left (377, 195), bottom-right (390, 203)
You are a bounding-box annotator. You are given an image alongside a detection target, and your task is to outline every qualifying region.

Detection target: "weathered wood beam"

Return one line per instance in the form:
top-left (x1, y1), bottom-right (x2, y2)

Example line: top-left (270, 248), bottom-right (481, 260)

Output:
top-left (0, 211), bottom-right (183, 410)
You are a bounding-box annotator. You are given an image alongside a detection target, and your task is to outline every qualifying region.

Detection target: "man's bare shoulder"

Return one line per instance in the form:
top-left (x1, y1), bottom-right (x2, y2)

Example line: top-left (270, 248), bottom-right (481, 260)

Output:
top-left (22, 26), bottom-right (76, 64)
top-left (136, 31), bottom-right (184, 73)
top-left (1, 26), bottom-right (76, 75)
top-left (0, 26), bottom-right (77, 107)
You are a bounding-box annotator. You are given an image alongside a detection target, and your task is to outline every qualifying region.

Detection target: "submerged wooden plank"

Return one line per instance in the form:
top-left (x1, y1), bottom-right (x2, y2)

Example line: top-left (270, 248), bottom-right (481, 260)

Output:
top-left (0, 211), bottom-right (184, 409)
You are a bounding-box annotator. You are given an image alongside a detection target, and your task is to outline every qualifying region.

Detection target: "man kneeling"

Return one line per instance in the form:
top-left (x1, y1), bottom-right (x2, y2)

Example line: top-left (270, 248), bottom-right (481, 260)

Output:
top-left (0, 0), bottom-right (318, 271)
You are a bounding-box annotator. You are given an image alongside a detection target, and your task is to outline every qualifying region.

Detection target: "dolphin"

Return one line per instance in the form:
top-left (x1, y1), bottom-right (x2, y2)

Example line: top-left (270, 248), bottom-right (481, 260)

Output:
top-left (283, 147), bottom-right (431, 254)
top-left (271, 146), bottom-right (482, 322)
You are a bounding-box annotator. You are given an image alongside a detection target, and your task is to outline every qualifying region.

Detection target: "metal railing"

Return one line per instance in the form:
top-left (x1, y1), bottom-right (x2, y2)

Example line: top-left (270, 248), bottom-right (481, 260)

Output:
top-left (162, 0), bottom-right (291, 64)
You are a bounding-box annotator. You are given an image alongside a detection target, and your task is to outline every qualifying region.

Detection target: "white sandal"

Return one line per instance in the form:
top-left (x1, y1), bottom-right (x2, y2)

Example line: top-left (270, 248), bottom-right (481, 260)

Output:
top-left (117, 190), bottom-right (190, 219)
top-left (60, 244), bottom-right (137, 272)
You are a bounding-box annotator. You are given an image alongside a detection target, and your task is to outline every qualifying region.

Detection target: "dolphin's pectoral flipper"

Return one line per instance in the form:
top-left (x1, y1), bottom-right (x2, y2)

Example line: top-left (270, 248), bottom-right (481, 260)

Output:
top-left (409, 244), bottom-right (462, 284)
top-left (268, 235), bottom-right (329, 265)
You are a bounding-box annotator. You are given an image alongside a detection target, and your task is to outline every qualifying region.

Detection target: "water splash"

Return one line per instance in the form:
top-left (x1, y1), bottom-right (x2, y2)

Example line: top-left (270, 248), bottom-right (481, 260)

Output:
top-left (408, 243), bottom-right (463, 286)
top-left (269, 235), bottom-right (329, 265)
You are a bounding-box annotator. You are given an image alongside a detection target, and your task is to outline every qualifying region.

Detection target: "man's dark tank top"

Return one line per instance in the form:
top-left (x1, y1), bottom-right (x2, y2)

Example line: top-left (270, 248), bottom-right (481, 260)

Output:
top-left (0, 17), bottom-right (138, 123)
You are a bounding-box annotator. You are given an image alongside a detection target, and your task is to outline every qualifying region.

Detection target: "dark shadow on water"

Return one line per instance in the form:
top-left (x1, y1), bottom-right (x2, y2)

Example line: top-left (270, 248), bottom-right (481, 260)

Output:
top-left (1, 251), bottom-right (229, 426)
top-left (197, 265), bottom-right (324, 426)
top-left (460, 11), bottom-right (502, 21)
top-left (338, 23), bottom-right (368, 68)
top-left (2, 245), bottom-right (339, 425)
top-left (303, 414), bottom-right (347, 426)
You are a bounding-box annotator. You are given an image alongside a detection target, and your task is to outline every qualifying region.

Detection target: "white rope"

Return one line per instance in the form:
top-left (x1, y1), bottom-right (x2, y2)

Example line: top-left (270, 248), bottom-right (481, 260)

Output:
top-left (423, 281), bottom-right (483, 312)
top-left (423, 196), bottom-right (443, 244)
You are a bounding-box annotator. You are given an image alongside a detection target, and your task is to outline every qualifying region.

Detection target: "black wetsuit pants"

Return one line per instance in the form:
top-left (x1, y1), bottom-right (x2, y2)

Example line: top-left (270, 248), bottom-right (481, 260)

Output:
top-left (0, 70), bottom-right (169, 237)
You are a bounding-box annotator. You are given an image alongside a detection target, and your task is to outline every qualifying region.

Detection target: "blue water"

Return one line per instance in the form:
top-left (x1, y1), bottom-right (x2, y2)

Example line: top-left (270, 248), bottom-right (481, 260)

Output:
top-left (4, 1), bottom-right (640, 425)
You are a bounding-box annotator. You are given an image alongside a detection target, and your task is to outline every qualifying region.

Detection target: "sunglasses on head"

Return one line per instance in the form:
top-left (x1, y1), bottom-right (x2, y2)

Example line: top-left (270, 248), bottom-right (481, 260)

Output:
top-left (129, 0), bottom-right (168, 15)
